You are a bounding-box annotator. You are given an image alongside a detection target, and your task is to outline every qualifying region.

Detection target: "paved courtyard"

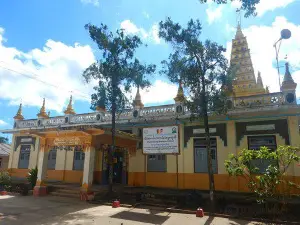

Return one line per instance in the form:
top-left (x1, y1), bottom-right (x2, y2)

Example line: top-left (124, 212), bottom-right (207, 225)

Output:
top-left (0, 195), bottom-right (260, 225)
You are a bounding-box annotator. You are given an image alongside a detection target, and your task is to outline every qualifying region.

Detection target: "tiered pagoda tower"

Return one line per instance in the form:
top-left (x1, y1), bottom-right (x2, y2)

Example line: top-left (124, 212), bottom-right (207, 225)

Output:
top-left (230, 24), bottom-right (266, 97)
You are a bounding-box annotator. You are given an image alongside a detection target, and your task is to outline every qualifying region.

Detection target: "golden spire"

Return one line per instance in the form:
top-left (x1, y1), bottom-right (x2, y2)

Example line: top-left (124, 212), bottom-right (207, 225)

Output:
top-left (37, 98), bottom-right (49, 119)
top-left (174, 80), bottom-right (185, 102)
top-left (230, 24), bottom-right (265, 97)
top-left (64, 95), bottom-right (76, 115)
top-left (14, 103), bottom-right (24, 120)
top-left (133, 86), bottom-right (144, 108)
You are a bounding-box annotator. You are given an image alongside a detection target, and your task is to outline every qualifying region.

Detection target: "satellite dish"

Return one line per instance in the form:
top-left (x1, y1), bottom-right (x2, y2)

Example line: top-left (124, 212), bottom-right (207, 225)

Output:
top-left (281, 29), bottom-right (291, 39)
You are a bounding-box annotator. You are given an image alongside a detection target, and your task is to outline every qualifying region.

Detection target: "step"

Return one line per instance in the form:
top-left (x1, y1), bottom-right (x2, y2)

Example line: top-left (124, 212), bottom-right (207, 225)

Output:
top-left (50, 192), bottom-right (79, 199)
top-left (54, 188), bottom-right (80, 194)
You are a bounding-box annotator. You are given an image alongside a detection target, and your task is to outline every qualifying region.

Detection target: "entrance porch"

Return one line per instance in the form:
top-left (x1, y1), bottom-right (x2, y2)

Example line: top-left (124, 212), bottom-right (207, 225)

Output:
top-left (26, 127), bottom-right (139, 196)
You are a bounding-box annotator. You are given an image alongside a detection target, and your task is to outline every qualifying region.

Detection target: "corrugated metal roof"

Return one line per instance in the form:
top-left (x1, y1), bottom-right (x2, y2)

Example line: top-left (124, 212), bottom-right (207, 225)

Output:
top-left (0, 143), bottom-right (10, 156)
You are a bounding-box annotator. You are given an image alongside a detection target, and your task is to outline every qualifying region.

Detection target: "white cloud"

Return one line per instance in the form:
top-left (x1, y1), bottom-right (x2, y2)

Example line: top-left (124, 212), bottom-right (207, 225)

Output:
top-left (0, 27), bottom-right (96, 112)
top-left (130, 80), bottom-right (178, 105)
top-left (120, 20), bottom-right (161, 44)
top-left (206, 5), bottom-right (223, 25)
top-left (230, 0), bottom-right (242, 9)
top-left (256, 0), bottom-right (295, 16)
top-left (120, 20), bottom-right (140, 34)
top-left (80, 0), bottom-right (99, 7)
top-left (225, 16), bottom-right (300, 95)
top-left (0, 25), bottom-right (172, 115)
top-left (0, 120), bottom-right (8, 126)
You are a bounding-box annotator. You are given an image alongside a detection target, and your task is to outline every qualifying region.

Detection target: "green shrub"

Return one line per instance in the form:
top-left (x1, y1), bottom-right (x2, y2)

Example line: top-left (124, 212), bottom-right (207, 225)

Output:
top-left (0, 171), bottom-right (12, 191)
top-left (27, 167), bottom-right (38, 189)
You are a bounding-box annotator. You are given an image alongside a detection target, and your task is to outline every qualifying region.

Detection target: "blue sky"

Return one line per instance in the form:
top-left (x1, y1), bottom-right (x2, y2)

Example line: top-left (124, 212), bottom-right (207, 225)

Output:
top-left (0, 0), bottom-right (300, 135)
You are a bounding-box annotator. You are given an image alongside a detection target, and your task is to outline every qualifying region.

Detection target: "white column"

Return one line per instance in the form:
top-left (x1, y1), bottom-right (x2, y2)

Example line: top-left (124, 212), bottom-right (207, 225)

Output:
top-left (8, 135), bottom-right (16, 169)
top-left (33, 138), bottom-right (48, 196)
top-left (81, 146), bottom-right (95, 192)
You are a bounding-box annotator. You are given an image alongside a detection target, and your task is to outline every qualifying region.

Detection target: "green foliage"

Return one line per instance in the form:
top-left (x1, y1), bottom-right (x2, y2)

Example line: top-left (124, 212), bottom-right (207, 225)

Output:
top-left (225, 145), bottom-right (300, 204)
top-left (27, 167), bottom-right (38, 189)
top-left (159, 17), bottom-right (234, 214)
top-left (199, 0), bottom-right (260, 17)
top-left (159, 17), bottom-right (233, 120)
top-left (0, 136), bottom-right (9, 144)
top-left (83, 23), bottom-right (156, 112)
top-left (83, 23), bottom-right (156, 193)
top-left (0, 171), bottom-right (11, 191)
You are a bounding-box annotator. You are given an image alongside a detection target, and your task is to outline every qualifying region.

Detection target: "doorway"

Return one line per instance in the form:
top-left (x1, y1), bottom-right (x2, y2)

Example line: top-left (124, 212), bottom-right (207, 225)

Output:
top-left (47, 149), bottom-right (57, 170)
top-left (105, 150), bottom-right (124, 184)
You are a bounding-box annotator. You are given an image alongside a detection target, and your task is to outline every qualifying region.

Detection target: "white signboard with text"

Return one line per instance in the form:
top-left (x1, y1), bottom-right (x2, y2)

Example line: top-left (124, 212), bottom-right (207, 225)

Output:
top-left (143, 126), bottom-right (179, 154)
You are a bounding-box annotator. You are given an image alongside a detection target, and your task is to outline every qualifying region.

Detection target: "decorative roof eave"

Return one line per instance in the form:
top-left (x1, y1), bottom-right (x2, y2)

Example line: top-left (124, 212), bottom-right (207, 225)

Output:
top-left (101, 128), bottom-right (141, 141)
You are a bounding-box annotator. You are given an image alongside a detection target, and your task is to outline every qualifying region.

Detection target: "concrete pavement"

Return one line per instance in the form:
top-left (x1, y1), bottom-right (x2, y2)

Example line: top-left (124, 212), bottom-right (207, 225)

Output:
top-left (0, 195), bottom-right (260, 225)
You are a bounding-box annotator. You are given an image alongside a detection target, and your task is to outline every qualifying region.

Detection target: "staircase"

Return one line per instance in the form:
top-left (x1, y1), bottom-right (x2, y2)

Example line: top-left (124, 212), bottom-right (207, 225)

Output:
top-left (49, 184), bottom-right (80, 199)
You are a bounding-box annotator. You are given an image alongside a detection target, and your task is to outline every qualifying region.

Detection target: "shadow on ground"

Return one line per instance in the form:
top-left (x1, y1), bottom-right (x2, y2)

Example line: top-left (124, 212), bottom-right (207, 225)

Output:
top-left (111, 210), bottom-right (170, 225)
top-left (0, 195), bottom-right (95, 225)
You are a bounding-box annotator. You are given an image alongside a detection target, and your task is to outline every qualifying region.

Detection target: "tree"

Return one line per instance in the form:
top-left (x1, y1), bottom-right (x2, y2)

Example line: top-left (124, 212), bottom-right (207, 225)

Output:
top-left (225, 146), bottom-right (300, 215)
top-left (199, 0), bottom-right (260, 17)
top-left (83, 23), bottom-right (156, 194)
top-left (159, 18), bottom-right (233, 214)
top-left (0, 136), bottom-right (8, 144)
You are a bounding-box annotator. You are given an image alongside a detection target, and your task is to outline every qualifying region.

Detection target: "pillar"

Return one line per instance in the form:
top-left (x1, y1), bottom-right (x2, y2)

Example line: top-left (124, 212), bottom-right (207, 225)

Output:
top-left (226, 120), bottom-right (239, 192)
top-left (33, 138), bottom-right (48, 196)
top-left (8, 135), bottom-right (16, 169)
top-left (287, 116), bottom-right (300, 176)
top-left (81, 146), bottom-right (95, 193)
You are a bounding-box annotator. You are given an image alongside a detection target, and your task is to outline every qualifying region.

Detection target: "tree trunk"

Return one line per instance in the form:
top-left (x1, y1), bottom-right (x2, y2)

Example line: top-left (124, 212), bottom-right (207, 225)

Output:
top-left (109, 74), bottom-right (117, 194)
top-left (201, 74), bottom-right (215, 215)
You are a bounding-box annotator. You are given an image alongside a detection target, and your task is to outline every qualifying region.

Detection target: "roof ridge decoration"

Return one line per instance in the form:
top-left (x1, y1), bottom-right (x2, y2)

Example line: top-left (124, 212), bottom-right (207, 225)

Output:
top-left (37, 98), bottom-right (49, 119)
top-left (133, 86), bottom-right (144, 108)
top-left (174, 79), bottom-right (186, 103)
top-left (64, 95), bottom-right (76, 115)
top-left (14, 103), bottom-right (24, 120)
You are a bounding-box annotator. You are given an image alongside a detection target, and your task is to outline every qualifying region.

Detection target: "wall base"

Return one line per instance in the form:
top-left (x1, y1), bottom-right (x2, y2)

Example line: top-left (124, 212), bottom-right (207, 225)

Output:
top-left (33, 186), bottom-right (47, 196)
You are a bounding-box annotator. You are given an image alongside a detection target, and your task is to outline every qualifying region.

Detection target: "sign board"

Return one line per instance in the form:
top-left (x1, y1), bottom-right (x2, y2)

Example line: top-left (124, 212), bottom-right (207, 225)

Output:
top-left (15, 136), bottom-right (36, 150)
top-left (246, 124), bottom-right (275, 131)
top-left (193, 128), bottom-right (217, 134)
top-left (143, 126), bottom-right (179, 154)
top-left (53, 137), bottom-right (81, 146)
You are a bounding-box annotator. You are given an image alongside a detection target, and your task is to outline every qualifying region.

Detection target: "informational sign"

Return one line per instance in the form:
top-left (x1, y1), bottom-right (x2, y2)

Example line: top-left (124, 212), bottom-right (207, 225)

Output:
top-left (143, 126), bottom-right (179, 154)
top-left (246, 124), bottom-right (275, 131)
top-left (193, 128), bottom-right (217, 134)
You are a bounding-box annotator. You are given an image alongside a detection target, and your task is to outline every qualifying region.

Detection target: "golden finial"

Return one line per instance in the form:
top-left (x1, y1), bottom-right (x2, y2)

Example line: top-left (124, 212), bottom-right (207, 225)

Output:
top-left (64, 95), bottom-right (76, 115)
top-left (133, 86), bottom-right (144, 108)
top-left (282, 62), bottom-right (297, 91)
top-left (257, 71), bottom-right (264, 88)
top-left (37, 98), bottom-right (49, 118)
top-left (265, 86), bottom-right (269, 93)
top-left (14, 103), bottom-right (24, 120)
top-left (174, 80), bottom-right (185, 102)
top-left (96, 105), bottom-right (106, 112)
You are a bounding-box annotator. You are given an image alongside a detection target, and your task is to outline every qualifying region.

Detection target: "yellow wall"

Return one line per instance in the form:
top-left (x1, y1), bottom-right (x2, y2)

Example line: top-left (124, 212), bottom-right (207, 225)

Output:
top-left (128, 120), bottom-right (300, 193)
